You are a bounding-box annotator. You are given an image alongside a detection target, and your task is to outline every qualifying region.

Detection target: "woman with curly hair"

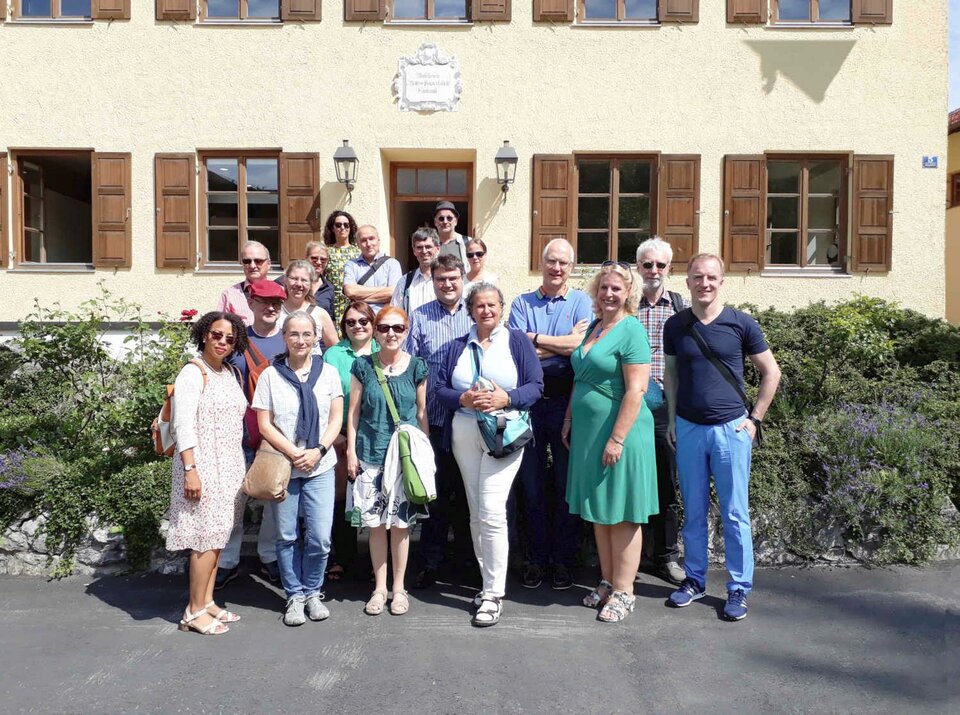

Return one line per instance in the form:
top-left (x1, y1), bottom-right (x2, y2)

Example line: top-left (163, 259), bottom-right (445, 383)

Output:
top-left (323, 210), bottom-right (360, 331)
top-left (166, 311), bottom-right (249, 636)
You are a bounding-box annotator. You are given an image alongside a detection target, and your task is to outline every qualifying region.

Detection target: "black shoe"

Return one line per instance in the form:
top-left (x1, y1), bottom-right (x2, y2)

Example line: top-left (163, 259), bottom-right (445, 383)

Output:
top-left (411, 568), bottom-right (437, 590)
top-left (551, 565), bottom-right (574, 590)
top-left (214, 565), bottom-right (239, 591)
top-left (521, 564), bottom-right (544, 589)
top-left (259, 560), bottom-right (280, 584)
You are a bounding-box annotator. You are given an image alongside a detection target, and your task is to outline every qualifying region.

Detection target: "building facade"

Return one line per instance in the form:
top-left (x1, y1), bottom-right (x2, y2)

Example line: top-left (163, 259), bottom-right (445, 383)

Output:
top-left (947, 108), bottom-right (960, 324)
top-left (0, 0), bottom-right (948, 321)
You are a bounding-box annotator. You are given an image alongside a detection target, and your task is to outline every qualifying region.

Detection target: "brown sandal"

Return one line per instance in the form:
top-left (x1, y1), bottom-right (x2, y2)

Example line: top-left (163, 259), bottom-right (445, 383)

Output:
top-left (364, 590), bottom-right (388, 616)
top-left (390, 590), bottom-right (409, 616)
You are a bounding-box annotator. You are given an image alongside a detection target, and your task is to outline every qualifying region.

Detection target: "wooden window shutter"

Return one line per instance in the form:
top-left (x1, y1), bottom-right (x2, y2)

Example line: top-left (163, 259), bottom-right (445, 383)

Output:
top-left (659, 0), bottom-right (698, 23)
top-left (853, 0), bottom-right (892, 25)
top-left (156, 0), bottom-right (196, 20)
top-left (851, 155), bottom-right (893, 272)
top-left (91, 0), bottom-right (130, 20)
top-left (533, 0), bottom-right (572, 22)
top-left (0, 156), bottom-right (6, 269)
top-left (280, 153), bottom-right (321, 265)
top-left (1, 0), bottom-right (6, 20)
top-left (471, 0), bottom-right (510, 22)
top-left (155, 153), bottom-right (196, 269)
top-left (530, 155), bottom-right (574, 271)
top-left (726, 0), bottom-right (766, 23)
top-left (344, 0), bottom-right (385, 21)
top-left (657, 155), bottom-right (700, 269)
top-left (282, 0), bottom-right (321, 21)
top-left (722, 155), bottom-right (765, 273)
top-left (92, 153), bottom-right (132, 269)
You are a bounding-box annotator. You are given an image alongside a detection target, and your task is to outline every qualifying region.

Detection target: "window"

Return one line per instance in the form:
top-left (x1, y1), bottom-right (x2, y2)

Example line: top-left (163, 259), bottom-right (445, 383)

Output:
top-left (391, 0), bottom-right (467, 20)
top-left (577, 158), bottom-right (653, 264)
top-left (950, 173), bottom-right (960, 209)
top-left (773, 0), bottom-right (851, 23)
top-left (19, 0), bottom-right (90, 18)
top-left (766, 159), bottom-right (843, 268)
top-left (203, 154), bottom-right (279, 264)
top-left (203, 0), bottom-right (280, 20)
top-left (581, 0), bottom-right (656, 22)
top-left (17, 154), bottom-right (92, 264)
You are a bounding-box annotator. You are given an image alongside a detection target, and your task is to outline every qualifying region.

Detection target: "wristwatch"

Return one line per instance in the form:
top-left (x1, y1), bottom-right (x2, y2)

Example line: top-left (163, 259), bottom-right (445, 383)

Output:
top-left (184, 464), bottom-right (196, 472)
top-left (318, 445), bottom-right (328, 458)
top-left (533, 334), bottom-right (540, 348)
top-left (748, 415), bottom-right (763, 429)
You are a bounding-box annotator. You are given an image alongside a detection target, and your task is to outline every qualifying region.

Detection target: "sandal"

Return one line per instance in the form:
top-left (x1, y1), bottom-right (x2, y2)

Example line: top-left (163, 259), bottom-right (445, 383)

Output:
top-left (598, 590), bottom-right (635, 623)
top-left (583, 579), bottom-right (613, 609)
top-left (471, 597), bottom-right (502, 628)
top-left (178, 607), bottom-right (229, 635)
top-left (204, 601), bottom-right (241, 623)
top-left (390, 590), bottom-right (410, 616)
top-left (364, 590), bottom-right (388, 616)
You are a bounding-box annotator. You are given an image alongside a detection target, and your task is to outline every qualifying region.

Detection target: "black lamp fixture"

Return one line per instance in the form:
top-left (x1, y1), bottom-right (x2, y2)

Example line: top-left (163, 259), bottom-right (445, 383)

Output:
top-left (494, 140), bottom-right (518, 199)
top-left (333, 139), bottom-right (359, 193)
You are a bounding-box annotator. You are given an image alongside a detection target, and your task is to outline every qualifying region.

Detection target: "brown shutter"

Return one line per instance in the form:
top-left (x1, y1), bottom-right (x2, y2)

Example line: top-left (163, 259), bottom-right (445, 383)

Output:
top-left (0, 156), bottom-right (6, 269)
top-left (533, 0), bottom-right (572, 22)
top-left (280, 153), bottom-right (321, 266)
top-left (92, 153), bottom-right (132, 269)
top-left (1, 0), bottom-right (6, 19)
top-left (471, 0), bottom-right (510, 21)
top-left (852, 0), bottom-right (892, 25)
top-left (657, 155), bottom-right (700, 269)
top-left (851, 155), bottom-right (893, 272)
top-left (156, 0), bottom-right (196, 20)
top-left (530, 155), bottom-right (574, 271)
top-left (726, 0), bottom-right (766, 23)
top-left (91, 0), bottom-right (130, 19)
top-left (155, 153), bottom-right (196, 269)
top-left (659, 0), bottom-right (698, 23)
top-left (282, 0), bottom-right (321, 21)
top-left (344, 0), bottom-right (385, 21)
top-left (722, 155), bottom-right (766, 273)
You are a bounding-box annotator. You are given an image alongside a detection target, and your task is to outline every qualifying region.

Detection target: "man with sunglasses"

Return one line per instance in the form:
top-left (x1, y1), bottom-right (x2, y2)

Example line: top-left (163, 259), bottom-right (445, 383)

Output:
top-left (406, 254), bottom-right (474, 590)
top-left (433, 201), bottom-right (471, 265)
top-left (216, 241), bottom-right (272, 326)
top-left (391, 227), bottom-right (441, 316)
top-left (343, 225), bottom-right (402, 316)
top-left (634, 238), bottom-right (689, 587)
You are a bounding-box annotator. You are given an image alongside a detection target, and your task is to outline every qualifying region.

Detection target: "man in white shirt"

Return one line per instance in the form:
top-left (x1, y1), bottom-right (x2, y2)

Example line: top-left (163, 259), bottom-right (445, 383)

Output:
top-left (391, 227), bottom-right (441, 316)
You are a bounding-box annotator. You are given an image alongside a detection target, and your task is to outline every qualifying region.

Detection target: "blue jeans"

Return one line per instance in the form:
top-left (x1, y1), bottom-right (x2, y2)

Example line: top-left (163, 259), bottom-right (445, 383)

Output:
top-left (271, 468), bottom-right (335, 600)
top-left (675, 415), bottom-right (754, 594)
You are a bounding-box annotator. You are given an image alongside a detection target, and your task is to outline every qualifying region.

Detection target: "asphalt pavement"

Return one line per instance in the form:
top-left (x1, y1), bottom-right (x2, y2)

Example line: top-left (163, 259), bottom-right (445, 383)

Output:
top-left (1, 562), bottom-right (958, 714)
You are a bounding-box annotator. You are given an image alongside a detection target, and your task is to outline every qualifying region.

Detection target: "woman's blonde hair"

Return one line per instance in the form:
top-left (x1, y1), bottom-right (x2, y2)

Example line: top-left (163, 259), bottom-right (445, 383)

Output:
top-left (586, 263), bottom-right (641, 317)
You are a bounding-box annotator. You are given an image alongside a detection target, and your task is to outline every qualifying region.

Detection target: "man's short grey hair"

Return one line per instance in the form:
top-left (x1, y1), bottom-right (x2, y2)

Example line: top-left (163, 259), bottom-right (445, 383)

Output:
top-left (242, 240), bottom-right (271, 262)
top-left (411, 227), bottom-right (440, 248)
top-left (541, 238), bottom-right (575, 263)
top-left (636, 237), bottom-right (673, 264)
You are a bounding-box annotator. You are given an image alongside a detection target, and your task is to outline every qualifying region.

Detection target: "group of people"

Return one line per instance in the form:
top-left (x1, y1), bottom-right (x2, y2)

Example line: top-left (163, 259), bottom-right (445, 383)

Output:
top-left (164, 200), bottom-right (781, 635)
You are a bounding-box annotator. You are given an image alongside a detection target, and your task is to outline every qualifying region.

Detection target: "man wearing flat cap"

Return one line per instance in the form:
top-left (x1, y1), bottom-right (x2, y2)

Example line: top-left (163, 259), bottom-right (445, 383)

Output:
top-left (433, 201), bottom-right (471, 266)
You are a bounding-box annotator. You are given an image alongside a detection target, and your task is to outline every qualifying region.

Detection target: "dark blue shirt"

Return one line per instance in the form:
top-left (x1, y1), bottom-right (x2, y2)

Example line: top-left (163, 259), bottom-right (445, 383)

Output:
top-left (229, 326), bottom-right (287, 401)
top-left (663, 306), bottom-right (768, 426)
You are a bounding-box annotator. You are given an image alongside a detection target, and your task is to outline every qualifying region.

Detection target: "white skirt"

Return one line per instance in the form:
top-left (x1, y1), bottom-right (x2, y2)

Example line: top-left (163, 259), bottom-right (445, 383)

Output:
top-left (346, 460), bottom-right (427, 529)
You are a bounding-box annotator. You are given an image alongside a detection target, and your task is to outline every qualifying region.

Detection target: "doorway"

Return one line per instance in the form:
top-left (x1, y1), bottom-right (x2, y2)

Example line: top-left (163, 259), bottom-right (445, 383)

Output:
top-left (390, 162), bottom-right (472, 271)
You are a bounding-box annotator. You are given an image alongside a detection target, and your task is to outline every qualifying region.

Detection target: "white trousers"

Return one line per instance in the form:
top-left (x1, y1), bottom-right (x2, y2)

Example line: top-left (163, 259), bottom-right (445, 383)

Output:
top-left (451, 412), bottom-right (524, 599)
top-left (220, 497), bottom-right (278, 569)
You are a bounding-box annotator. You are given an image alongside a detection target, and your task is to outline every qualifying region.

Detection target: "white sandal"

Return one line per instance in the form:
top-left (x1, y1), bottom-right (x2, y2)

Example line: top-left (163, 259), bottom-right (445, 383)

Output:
top-left (204, 600), bottom-right (241, 623)
top-left (471, 597), bottom-right (502, 628)
top-left (583, 579), bottom-right (613, 609)
top-left (179, 607), bottom-right (229, 635)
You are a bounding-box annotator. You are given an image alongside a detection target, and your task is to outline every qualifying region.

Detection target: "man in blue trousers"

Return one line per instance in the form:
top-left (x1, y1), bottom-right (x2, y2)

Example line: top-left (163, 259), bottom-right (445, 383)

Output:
top-left (663, 253), bottom-right (780, 621)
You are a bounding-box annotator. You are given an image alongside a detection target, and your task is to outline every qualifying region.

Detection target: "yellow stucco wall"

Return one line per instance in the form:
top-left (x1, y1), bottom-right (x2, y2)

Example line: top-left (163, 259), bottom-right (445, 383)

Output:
top-left (0, 1), bottom-right (949, 320)
top-left (946, 130), bottom-right (960, 324)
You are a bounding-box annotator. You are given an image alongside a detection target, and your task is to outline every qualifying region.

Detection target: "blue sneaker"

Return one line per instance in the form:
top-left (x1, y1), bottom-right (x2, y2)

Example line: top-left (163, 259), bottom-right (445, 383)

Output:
top-left (723, 589), bottom-right (748, 621)
top-left (668, 577), bottom-right (705, 607)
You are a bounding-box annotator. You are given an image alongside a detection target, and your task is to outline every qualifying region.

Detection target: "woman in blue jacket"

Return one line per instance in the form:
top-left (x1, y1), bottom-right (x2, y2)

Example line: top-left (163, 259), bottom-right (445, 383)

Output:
top-left (437, 283), bottom-right (543, 627)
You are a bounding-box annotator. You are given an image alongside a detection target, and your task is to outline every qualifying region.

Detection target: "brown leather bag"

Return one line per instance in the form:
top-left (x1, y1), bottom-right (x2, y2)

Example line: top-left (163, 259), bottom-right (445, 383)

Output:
top-left (242, 442), bottom-right (292, 502)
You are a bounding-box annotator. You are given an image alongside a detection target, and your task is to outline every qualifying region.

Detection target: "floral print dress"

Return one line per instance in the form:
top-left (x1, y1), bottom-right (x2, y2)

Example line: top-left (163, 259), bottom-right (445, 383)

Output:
top-left (327, 243), bottom-right (361, 333)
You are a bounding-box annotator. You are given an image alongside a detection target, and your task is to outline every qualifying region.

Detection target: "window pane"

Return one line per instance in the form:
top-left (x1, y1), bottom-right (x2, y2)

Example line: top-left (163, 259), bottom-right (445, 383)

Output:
top-left (25, 195), bottom-right (42, 230)
top-left (624, 0), bottom-right (656, 20)
top-left (248, 0), bottom-right (279, 17)
top-left (207, 0), bottom-right (240, 17)
top-left (22, 164), bottom-right (42, 197)
top-left (618, 231), bottom-right (648, 263)
top-left (583, 0), bottom-right (616, 19)
top-left (393, 0), bottom-right (426, 18)
top-left (209, 229), bottom-right (239, 262)
top-left (618, 196), bottom-right (650, 230)
top-left (248, 194), bottom-right (279, 227)
top-left (777, 0), bottom-right (810, 21)
top-left (768, 232), bottom-right (799, 265)
top-left (768, 162), bottom-right (801, 193)
top-left (767, 197), bottom-right (799, 230)
top-left (578, 162), bottom-right (610, 193)
top-left (249, 229), bottom-right (280, 262)
top-left (809, 196), bottom-right (837, 230)
top-left (577, 232), bottom-right (609, 264)
top-left (208, 159), bottom-right (239, 190)
top-left (417, 169), bottom-right (446, 195)
top-left (246, 159), bottom-right (278, 191)
top-left (619, 161), bottom-right (651, 194)
top-left (809, 161), bottom-right (841, 194)
top-left (25, 231), bottom-right (43, 262)
top-left (208, 195), bottom-right (239, 227)
top-left (807, 232), bottom-right (839, 266)
top-left (397, 168), bottom-right (416, 194)
top-left (435, 0), bottom-right (466, 18)
top-left (448, 169), bottom-right (468, 195)
top-left (60, 0), bottom-right (90, 15)
top-left (578, 197), bottom-right (609, 229)
top-left (21, 0), bottom-right (51, 16)
top-left (818, 0), bottom-right (850, 21)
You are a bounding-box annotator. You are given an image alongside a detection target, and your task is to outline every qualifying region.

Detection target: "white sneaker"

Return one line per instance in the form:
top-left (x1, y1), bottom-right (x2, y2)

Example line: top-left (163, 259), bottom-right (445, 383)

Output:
top-left (283, 597), bottom-right (306, 626)
top-left (305, 594), bottom-right (329, 621)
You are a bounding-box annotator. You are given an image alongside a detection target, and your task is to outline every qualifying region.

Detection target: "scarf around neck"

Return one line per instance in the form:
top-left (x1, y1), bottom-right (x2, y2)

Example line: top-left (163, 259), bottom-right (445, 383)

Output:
top-left (272, 356), bottom-right (324, 449)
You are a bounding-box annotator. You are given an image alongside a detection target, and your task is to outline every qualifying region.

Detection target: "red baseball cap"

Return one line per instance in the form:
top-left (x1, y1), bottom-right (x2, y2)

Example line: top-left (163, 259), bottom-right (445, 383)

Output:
top-left (247, 280), bottom-right (286, 302)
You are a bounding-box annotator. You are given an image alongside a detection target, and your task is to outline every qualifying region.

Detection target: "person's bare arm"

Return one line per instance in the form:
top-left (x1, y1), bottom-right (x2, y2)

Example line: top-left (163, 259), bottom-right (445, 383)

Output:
top-left (343, 284), bottom-right (395, 303)
top-left (318, 308), bottom-right (339, 350)
top-left (601, 363), bottom-right (648, 467)
top-left (346, 376), bottom-right (362, 479)
top-left (528, 319), bottom-right (590, 358)
top-left (664, 355), bottom-right (678, 448)
top-left (415, 380), bottom-right (429, 436)
top-left (736, 349), bottom-right (781, 439)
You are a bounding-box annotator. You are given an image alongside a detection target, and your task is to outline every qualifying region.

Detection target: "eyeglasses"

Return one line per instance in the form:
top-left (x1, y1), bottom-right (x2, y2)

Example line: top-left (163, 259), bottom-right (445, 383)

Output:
top-left (436, 215), bottom-right (456, 223)
top-left (345, 318), bottom-right (370, 328)
top-left (334, 221), bottom-right (351, 229)
top-left (544, 258), bottom-right (572, 269)
top-left (376, 324), bottom-right (406, 334)
top-left (433, 275), bottom-right (462, 285)
top-left (286, 331), bottom-right (315, 341)
top-left (208, 330), bottom-right (236, 345)
top-left (466, 251), bottom-right (485, 259)
top-left (641, 260), bottom-right (669, 270)
top-left (241, 258), bottom-right (267, 266)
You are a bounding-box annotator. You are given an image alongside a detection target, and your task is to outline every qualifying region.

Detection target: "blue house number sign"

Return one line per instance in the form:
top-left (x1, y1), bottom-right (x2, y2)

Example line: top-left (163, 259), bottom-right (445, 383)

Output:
top-left (922, 156), bottom-right (938, 169)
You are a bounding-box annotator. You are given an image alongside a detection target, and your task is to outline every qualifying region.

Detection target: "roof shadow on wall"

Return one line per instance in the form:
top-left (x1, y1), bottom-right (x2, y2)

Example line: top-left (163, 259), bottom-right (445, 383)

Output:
top-left (745, 40), bottom-right (855, 103)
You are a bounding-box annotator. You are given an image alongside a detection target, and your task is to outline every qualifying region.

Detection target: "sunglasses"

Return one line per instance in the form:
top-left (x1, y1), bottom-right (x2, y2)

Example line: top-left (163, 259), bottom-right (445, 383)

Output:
top-left (376, 324), bottom-right (406, 335)
top-left (345, 318), bottom-right (370, 328)
top-left (602, 260), bottom-right (632, 271)
top-left (334, 222), bottom-right (350, 229)
top-left (466, 251), bottom-right (485, 259)
top-left (436, 215), bottom-right (456, 223)
top-left (241, 258), bottom-right (267, 266)
top-left (641, 260), bottom-right (669, 270)
top-left (208, 330), bottom-right (236, 345)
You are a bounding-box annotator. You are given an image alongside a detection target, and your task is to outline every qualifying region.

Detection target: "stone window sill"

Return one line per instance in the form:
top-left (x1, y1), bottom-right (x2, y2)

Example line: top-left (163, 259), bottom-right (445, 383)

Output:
top-left (9, 263), bottom-right (95, 273)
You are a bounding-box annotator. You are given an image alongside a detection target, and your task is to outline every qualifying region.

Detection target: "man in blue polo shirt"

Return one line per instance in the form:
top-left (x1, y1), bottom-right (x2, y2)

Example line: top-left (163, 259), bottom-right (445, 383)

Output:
top-left (663, 253), bottom-right (781, 621)
top-left (342, 225), bottom-right (402, 315)
top-left (507, 238), bottom-right (592, 590)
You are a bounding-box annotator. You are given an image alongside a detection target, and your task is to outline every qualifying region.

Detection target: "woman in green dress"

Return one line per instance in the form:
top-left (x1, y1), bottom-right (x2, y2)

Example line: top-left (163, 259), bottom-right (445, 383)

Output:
top-left (562, 262), bottom-right (658, 623)
top-left (323, 210), bottom-right (360, 332)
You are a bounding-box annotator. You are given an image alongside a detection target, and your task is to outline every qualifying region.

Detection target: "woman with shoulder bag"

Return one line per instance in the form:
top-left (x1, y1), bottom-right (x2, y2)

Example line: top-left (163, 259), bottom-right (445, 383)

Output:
top-left (251, 311), bottom-right (344, 627)
top-left (346, 306), bottom-right (429, 617)
top-left (436, 283), bottom-right (544, 627)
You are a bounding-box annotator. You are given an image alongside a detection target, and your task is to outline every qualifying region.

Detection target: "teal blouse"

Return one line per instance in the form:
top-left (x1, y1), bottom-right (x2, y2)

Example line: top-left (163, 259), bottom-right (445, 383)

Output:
top-left (323, 338), bottom-right (379, 430)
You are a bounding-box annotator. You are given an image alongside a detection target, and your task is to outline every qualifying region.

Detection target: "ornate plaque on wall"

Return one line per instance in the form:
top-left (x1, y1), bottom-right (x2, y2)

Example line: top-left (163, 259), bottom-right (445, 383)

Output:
top-left (393, 43), bottom-right (462, 112)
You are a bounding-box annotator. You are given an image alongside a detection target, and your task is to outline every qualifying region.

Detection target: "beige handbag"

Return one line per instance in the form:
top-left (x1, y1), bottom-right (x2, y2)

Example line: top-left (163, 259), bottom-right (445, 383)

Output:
top-left (242, 442), bottom-right (292, 502)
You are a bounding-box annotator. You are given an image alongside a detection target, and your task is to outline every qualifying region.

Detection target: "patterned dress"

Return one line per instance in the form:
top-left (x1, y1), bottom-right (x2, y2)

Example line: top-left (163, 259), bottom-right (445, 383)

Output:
top-left (166, 361), bottom-right (248, 552)
top-left (327, 243), bottom-right (361, 332)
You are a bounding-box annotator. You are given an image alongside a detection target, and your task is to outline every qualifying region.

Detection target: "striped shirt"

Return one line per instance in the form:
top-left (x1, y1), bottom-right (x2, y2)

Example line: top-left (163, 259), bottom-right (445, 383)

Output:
top-left (638, 290), bottom-right (689, 387)
top-left (405, 298), bottom-right (472, 427)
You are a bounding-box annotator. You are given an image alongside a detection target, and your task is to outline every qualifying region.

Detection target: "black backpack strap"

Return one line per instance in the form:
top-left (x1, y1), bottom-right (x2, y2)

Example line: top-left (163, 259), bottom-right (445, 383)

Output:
top-left (668, 290), bottom-right (685, 315)
top-left (402, 270), bottom-right (417, 314)
top-left (681, 311), bottom-right (753, 414)
top-left (357, 256), bottom-right (389, 285)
